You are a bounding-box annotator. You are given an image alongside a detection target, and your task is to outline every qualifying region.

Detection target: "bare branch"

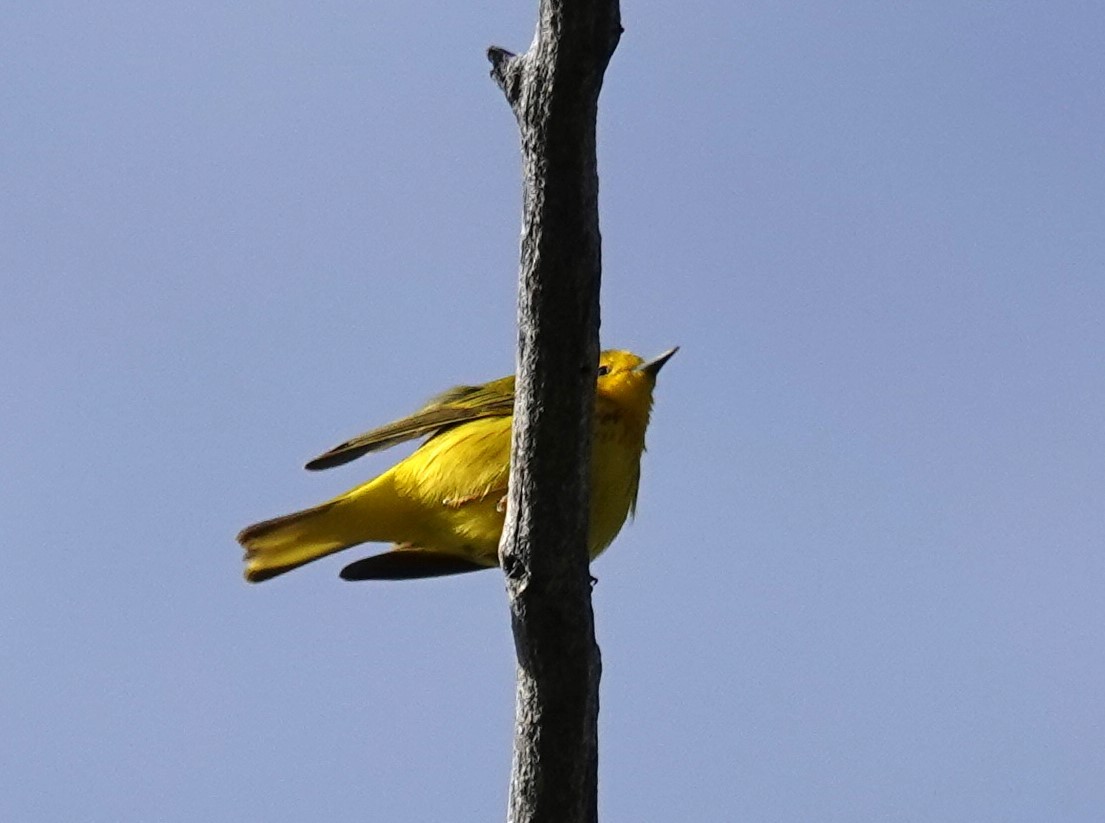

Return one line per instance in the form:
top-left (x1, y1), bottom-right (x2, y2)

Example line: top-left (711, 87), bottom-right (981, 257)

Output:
top-left (489, 1), bottom-right (621, 821)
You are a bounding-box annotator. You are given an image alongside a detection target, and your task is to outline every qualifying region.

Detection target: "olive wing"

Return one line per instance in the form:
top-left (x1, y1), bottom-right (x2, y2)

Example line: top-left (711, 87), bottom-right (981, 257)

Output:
top-left (305, 376), bottom-right (516, 471)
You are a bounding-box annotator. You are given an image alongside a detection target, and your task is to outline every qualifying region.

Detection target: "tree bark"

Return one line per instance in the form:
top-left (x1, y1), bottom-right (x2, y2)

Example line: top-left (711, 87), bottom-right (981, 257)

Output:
top-left (488, 2), bottom-right (621, 822)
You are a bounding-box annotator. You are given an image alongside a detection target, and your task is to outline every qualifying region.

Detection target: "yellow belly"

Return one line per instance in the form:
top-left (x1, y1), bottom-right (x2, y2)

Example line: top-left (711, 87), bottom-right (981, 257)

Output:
top-left (374, 413), bottom-right (644, 565)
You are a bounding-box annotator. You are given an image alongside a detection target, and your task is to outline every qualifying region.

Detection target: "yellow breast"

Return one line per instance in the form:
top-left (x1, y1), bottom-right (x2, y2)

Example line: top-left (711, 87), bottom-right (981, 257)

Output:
top-left (588, 406), bottom-right (646, 557)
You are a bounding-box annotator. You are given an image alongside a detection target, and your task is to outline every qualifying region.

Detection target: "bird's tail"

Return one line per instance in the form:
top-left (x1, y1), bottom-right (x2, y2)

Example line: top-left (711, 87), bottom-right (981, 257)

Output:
top-left (238, 497), bottom-right (366, 583)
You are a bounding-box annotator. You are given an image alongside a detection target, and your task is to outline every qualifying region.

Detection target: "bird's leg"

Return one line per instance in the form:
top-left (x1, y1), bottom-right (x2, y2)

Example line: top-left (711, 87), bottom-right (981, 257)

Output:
top-left (442, 493), bottom-right (487, 509)
top-left (442, 488), bottom-right (509, 510)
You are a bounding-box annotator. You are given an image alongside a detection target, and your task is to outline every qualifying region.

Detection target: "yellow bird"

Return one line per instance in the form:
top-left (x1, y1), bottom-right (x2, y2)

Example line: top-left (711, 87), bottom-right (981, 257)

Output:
top-left (238, 348), bottom-right (676, 583)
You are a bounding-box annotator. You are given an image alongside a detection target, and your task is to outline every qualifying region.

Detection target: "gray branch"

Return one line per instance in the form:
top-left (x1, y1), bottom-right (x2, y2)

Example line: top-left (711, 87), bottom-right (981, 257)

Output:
top-left (489, 1), bottom-right (621, 822)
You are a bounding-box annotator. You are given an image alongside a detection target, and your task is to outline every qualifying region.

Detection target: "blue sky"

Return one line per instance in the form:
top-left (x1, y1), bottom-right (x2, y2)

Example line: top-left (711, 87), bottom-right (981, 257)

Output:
top-left (3, 2), bottom-right (1103, 821)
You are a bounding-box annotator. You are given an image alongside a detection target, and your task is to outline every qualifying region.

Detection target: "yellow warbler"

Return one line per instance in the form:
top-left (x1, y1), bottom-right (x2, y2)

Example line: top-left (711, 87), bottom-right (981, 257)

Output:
top-left (238, 348), bottom-right (676, 583)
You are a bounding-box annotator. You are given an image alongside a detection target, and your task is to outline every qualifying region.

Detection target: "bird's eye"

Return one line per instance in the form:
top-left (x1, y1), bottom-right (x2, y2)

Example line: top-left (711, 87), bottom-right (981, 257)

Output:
top-left (597, 365), bottom-right (610, 376)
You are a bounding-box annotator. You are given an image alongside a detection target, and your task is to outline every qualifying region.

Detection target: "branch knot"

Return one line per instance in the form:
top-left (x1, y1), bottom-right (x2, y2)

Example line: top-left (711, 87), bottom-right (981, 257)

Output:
top-left (487, 46), bottom-right (525, 114)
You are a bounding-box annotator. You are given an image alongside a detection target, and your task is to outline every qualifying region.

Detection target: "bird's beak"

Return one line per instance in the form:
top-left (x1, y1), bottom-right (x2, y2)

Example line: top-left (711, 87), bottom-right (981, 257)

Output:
top-left (638, 347), bottom-right (679, 377)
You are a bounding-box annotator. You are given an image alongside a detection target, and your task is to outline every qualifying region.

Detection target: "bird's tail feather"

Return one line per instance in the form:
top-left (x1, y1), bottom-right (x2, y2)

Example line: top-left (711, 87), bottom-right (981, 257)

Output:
top-left (238, 498), bottom-right (364, 583)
